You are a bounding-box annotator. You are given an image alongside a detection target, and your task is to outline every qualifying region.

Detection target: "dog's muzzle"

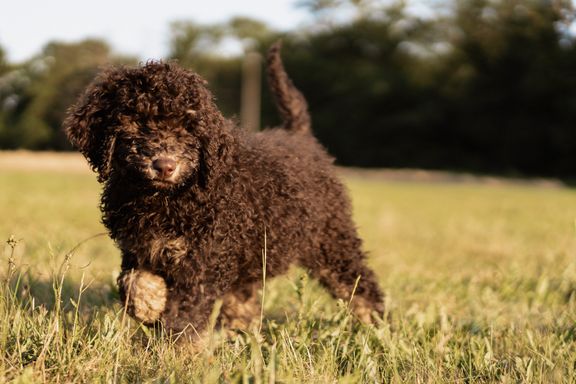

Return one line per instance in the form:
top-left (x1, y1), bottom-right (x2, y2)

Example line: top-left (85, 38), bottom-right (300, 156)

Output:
top-left (150, 157), bottom-right (180, 183)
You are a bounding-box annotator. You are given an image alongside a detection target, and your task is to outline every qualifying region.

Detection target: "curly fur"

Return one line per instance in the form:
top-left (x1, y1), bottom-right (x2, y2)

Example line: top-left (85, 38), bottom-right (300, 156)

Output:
top-left (64, 42), bottom-right (385, 335)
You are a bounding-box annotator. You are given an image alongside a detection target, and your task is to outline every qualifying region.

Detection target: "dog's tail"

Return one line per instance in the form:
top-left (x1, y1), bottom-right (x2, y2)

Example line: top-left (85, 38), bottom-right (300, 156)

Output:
top-left (266, 41), bottom-right (311, 134)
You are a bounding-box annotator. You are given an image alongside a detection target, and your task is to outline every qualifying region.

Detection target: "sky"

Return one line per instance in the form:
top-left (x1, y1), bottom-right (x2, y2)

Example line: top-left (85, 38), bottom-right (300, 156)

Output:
top-left (0, 0), bottom-right (312, 63)
top-left (2, 1), bottom-right (575, 63)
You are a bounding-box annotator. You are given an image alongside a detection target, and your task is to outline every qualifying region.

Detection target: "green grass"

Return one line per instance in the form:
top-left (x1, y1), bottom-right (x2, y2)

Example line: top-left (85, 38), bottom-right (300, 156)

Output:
top-left (1, 169), bottom-right (576, 382)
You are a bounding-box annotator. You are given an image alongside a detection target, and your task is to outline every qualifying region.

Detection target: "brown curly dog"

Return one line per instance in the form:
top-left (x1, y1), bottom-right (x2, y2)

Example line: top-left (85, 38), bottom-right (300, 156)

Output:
top-left (64, 42), bottom-right (384, 336)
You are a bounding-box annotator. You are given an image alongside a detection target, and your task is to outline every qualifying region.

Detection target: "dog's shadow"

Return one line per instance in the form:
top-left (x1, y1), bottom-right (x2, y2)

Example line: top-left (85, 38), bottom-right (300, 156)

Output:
top-left (5, 268), bottom-right (119, 315)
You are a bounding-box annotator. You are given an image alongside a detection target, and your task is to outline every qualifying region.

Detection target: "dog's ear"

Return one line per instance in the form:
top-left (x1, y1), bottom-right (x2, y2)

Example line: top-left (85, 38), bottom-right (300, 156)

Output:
top-left (196, 119), bottom-right (234, 189)
top-left (63, 81), bottom-right (116, 182)
top-left (182, 76), bottom-right (235, 189)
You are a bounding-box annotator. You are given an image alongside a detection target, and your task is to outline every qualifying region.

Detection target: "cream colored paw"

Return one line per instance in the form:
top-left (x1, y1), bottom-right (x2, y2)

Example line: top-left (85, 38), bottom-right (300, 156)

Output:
top-left (120, 270), bottom-right (167, 323)
top-left (351, 296), bottom-right (382, 324)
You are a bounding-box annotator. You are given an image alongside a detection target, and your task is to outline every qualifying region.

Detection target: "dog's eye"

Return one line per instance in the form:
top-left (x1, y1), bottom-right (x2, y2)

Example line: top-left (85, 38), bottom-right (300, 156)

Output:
top-left (123, 138), bottom-right (139, 153)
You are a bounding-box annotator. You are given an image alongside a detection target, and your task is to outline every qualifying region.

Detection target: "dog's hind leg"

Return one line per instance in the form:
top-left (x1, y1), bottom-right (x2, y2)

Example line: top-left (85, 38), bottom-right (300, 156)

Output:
top-left (301, 223), bottom-right (385, 323)
top-left (219, 283), bottom-right (261, 331)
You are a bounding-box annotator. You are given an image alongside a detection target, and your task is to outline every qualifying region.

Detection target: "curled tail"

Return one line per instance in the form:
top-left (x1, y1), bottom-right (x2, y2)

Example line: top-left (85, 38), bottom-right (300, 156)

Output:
top-left (266, 41), bottom-right (311, 134)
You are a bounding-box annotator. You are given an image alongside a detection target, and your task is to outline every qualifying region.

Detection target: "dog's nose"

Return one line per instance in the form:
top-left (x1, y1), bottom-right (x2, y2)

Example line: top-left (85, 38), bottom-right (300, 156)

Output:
top-left (152, 158), bottom-right (177, 179)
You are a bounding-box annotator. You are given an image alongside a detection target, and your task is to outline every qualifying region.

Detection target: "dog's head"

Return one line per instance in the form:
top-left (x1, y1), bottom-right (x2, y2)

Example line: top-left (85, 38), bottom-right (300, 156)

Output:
top-left (64, 61), bottom-right (233, 190)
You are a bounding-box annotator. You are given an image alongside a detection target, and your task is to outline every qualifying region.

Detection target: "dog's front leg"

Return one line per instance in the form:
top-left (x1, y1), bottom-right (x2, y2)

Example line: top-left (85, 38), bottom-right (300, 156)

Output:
top-left (159, 284), bottom-right (218, 337)
top-left (117, 268), bottom-right (168, 324)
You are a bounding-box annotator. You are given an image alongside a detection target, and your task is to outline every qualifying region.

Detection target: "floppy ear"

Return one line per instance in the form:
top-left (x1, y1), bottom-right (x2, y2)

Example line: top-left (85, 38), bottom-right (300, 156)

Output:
top-left (63, 81), bottom-right (117, 182)
top-left (196, 119), bottom-right (234, 189)
top-left (181, 75), bottom-right (235, 190)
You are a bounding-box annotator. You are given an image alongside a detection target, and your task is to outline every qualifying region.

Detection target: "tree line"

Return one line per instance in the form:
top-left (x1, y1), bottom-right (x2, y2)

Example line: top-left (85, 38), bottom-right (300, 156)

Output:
top-left (1, 0), bottom-right (575, 177)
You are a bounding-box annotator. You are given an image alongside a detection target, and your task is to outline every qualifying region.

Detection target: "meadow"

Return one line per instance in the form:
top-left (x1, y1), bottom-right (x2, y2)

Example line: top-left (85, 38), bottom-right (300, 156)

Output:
top-left (1, 155), bottom-right (575, 383)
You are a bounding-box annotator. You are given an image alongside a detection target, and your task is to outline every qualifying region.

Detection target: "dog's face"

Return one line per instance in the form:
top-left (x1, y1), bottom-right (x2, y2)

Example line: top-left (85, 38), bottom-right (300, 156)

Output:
top-left (113, 116), bottom-right (201, 189)
top-left (64, 62), bottom-right (232, 191)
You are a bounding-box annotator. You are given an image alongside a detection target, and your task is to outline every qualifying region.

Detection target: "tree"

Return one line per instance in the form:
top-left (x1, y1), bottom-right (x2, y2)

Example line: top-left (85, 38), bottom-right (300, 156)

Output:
top-left (168, 18), bottom-right (276, 118)
top-left (260, 2), bottom-right (442, 166)
top-left (0, 39), bottom-right (135, 149)
top-left (0, 45), bottom-right (7, 74)
top-left (270, 0), bottom-right (576, 176)
top-left (435, 0), bottom-right (576, 174)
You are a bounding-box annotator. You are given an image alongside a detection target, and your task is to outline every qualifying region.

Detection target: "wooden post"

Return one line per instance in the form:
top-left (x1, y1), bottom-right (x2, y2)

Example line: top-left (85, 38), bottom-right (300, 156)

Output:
top-left (240, 51), bottom-right (262, 132)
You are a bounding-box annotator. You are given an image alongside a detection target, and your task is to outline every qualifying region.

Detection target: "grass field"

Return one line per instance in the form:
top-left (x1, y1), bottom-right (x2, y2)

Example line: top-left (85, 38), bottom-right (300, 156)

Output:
top-left (1, 157), bottom-right (576, 383)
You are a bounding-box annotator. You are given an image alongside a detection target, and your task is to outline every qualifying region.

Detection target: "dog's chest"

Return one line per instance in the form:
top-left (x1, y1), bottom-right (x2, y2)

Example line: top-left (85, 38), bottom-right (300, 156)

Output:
top-left (118, 230), bottom-right (189, 266)
top-left (111, 204), bottom-right (193, 267)
top-left (106, 192), bottom-right (220, 269)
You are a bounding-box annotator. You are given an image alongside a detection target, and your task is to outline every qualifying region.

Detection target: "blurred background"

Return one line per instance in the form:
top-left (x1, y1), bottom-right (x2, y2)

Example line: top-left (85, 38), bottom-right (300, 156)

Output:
top-left (1, 0), bottom-right (575, 178)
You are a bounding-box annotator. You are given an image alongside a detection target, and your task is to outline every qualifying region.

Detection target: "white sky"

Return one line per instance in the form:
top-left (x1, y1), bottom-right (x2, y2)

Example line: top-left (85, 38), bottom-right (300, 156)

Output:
top-left (2, 1), bottom-right (574, 63)
top-left (0, 0), bottom-right (311, 63)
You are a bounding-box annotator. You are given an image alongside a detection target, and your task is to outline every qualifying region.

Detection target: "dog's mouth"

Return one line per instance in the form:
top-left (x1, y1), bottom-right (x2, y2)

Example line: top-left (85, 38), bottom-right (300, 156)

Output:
top-left (147, 157), bottom-right (182, 186)
top-left (121, 149), bottom-right (199, 189)
top-left (150, 178), bottom-right (178, 188)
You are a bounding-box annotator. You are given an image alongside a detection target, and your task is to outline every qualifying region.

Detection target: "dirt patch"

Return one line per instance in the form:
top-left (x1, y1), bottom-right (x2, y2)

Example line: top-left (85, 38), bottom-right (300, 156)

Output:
top-left (0, 150), bottom-right (91, 173)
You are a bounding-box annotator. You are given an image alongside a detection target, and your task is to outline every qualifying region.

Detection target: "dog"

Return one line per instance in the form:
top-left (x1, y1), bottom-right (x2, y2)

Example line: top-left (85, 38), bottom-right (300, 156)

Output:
top-left (64, 42), bottom-right (384, 336)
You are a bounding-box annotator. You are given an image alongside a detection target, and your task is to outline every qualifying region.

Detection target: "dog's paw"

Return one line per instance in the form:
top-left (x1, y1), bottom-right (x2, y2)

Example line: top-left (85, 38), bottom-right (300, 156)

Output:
top-left (350, 296), bottom-right (385, 324)
top-left (120, 270), bottom-right (167, 323)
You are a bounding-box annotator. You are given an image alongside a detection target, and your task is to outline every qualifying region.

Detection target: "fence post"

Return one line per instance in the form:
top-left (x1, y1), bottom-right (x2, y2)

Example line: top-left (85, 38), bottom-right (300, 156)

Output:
top-left (240, 51), bottom-right (262, 132)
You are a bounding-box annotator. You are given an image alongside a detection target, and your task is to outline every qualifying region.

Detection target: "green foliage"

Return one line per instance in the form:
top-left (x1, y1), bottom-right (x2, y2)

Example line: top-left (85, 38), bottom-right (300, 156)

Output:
top-left (1, 165), bottom-right (576, 382)
top-left (1, 1), bottom-right (576, 176)
top-left (167, 17), bottom-right (275, 118)
top-left (169, 21), bottom-right (227, 62)
top-left (0, 45), bottom-right (7, 75)
top-left (256, 0), bottom-right (576, 176)
top-left (0, 39), bottom-right (135, 150)
top-left (433, 0), bottom-right (576, 175)
top-left (228, 17), bottom-right (273, 49)
top-left (259, 2), bottom-right (444, 166)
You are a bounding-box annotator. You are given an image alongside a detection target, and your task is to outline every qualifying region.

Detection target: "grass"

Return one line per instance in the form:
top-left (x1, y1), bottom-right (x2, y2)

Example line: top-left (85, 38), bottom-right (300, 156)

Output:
top-left (1, 167), bottom-right (576, 383)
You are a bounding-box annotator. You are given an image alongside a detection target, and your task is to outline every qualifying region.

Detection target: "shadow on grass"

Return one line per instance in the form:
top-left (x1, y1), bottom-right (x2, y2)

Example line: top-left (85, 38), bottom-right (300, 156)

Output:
top-left (5, 270), bottom-right (119, 314)
top-left (2, 233), bottom-right (119, 315)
